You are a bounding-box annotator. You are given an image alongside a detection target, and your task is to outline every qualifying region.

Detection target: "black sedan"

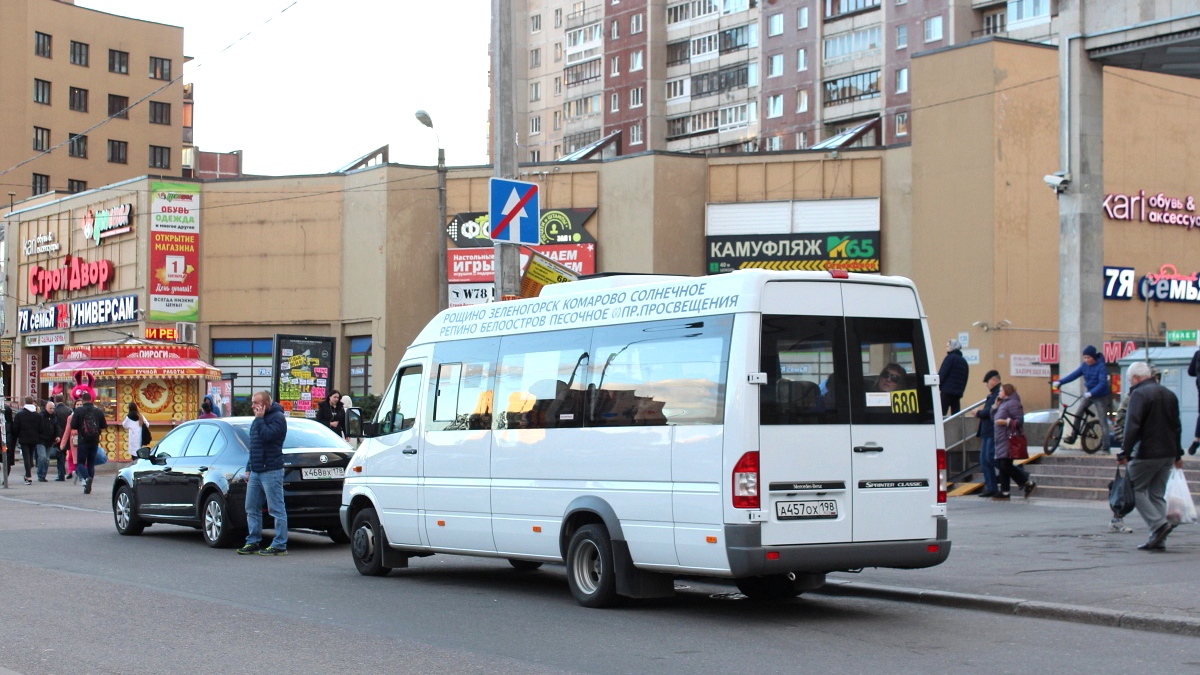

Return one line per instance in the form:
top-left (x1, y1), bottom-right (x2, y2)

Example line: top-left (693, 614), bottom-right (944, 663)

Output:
top-left (111, 417), bottom-right (353, 547)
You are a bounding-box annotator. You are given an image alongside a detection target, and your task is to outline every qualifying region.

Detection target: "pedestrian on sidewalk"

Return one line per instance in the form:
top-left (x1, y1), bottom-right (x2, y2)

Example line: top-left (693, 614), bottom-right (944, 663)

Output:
top-left (938, 339), bottom-right (970, 416)
top-left (39, 400), bottom-right (62, 481)
top-left (316, 390), bottom-right (346, 439)
top-left (1186, 348), bottom-right (1200, 455)
top-left (237, 391), bottom-right (289, 556)
top-left (121, 402), bottom-right (149, 460)
top-left (53, 395), bottom-right (72, 480)
top-left (60, 400), bottom-right (79, 483)
top-left (1054, 345), bottom-right (1113, 451)
top-left (1119, 361), bottom-right (1184, 551)
top-left (992, 383), bottom-right (1036, 500)
top-left (974, 370), bottom-right (1002, 498)
top-left (70, 391), bottom-right (107, 495)
top-left (14, 396), bottom-right (48, 483)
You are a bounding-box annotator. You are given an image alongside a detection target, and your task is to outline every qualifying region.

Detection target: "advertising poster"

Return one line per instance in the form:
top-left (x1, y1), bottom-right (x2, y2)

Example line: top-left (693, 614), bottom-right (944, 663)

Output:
top-left (272, 335), bottom-right (335, 419)
top-left (445, 208), bottom-right (597, 248)
top-left (706, 232), bottom-right (882, 274)
top-left (207, 379), bottom-right (232, 417)
top-left (447, 243), bottom-right (596, 284)
top-left (149, 181), bottom-right (200, 322)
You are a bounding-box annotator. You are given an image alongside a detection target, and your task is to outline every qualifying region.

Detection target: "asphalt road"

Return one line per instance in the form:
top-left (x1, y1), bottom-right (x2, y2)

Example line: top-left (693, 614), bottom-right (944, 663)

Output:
top-left (1, 488), bottom-right (1198, 675)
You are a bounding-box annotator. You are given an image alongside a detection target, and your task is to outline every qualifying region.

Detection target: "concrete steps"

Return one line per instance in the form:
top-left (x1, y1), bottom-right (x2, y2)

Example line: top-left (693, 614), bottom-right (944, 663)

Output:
top-left (952, 451), bottom-right (1200, 501)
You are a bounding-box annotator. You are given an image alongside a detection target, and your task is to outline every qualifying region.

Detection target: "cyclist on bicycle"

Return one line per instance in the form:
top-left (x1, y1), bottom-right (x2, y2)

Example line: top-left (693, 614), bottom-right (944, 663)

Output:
top-left (1053, 345), bottom-right (1112, 449)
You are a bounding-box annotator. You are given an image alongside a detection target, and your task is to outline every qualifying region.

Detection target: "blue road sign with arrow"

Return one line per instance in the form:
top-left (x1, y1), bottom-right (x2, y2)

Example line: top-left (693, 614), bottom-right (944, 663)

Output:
top-left (489, 177), bottom-right (540, 245)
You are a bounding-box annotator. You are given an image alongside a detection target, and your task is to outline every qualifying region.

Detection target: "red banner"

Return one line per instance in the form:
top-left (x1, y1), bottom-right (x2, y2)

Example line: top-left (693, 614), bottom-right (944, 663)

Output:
top-left (447, 244), bottom-right (596, 284)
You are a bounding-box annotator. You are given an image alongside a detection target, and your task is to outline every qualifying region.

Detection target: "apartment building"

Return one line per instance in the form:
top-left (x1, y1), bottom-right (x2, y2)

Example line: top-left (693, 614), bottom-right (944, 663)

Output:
top-left (511, 0), bottom-right (1067, 158)
top-left (0, 0), bottom-right (187, 201)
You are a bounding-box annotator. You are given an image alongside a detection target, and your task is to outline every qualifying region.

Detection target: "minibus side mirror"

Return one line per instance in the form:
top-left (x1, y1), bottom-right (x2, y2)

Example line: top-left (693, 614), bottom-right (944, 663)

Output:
top-left (346, 407), bottom-right (364, 438)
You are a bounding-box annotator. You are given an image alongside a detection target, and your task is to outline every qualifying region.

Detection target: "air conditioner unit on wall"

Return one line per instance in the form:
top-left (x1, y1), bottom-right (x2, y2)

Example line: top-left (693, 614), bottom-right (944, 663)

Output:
top-left (175, 322), bottom-right (197, 345)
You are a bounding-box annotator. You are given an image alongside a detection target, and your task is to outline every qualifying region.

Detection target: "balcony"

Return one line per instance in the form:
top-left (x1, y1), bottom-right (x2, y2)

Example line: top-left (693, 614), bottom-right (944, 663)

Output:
top-left (566, 5), bottom-right (602, 30)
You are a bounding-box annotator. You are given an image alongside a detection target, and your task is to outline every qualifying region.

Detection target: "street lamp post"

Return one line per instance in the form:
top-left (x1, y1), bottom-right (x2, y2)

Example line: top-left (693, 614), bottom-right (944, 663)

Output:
top-left (415, 110), bottom-right (449, 311)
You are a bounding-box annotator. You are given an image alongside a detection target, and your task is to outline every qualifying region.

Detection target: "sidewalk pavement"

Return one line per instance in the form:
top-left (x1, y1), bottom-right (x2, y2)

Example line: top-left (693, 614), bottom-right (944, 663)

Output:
top-left (3, 459), bottom-right (1198, 637)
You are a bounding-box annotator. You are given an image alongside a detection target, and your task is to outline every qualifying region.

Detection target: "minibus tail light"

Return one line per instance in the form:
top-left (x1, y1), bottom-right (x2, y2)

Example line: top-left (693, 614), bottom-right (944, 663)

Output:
top-left (732, 451), bottom-right (759, 509)
top-left (936, 448), bottom-right (947, 504)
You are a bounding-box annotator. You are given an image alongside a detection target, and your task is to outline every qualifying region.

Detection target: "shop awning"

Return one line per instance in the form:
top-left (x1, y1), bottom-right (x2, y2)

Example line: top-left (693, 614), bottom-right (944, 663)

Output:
top-left (40, 359), bottom-right (118, 381)
top-left (114, 358), bottom-right (221, 380)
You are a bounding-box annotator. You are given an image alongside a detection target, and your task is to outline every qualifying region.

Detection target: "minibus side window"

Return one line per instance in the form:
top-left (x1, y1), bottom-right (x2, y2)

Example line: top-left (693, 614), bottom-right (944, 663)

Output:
top-left (495, 330), bottom-right (590, 430)
top-left (759, 315), bottom-right (848, 425)
top-left (846, 317), bottom-right (934, 425)
top-left (376, 366), bottom-right (423, 435)
top-left (429, 338), bottom-right (499, 431)
top-left (589, 316), bottom-right (732, 426)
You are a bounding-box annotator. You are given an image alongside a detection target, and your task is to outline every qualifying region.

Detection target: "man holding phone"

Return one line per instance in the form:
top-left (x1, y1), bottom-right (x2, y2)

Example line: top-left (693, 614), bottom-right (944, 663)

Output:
top-left (237, 391), bottom-right (290, 556)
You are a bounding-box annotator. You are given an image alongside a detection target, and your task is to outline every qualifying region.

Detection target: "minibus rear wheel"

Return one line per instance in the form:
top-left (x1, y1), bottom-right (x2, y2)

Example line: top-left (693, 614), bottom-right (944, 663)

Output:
top-left (566, 524), bottom-right (618, 608)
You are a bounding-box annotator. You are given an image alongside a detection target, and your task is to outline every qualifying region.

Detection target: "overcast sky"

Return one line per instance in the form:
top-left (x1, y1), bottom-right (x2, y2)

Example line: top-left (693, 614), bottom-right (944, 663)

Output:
top-left (78, 0), bottom-right (494, 176)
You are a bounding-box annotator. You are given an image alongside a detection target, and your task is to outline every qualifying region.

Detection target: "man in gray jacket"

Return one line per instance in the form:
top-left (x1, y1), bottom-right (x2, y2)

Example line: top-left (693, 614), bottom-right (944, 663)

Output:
top-left (1119, 361), bottom-right (1184, 551)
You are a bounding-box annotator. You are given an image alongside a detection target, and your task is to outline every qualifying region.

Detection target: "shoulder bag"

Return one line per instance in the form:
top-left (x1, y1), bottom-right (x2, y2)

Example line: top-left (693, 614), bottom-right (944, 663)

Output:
top-left (1008, 423), bottom-right (1029, 460)
top-left (141, 418), bottom-right (153, 445)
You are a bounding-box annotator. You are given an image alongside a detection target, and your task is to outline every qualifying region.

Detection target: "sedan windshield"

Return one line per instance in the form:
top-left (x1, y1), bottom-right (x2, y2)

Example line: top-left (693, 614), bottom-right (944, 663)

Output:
top-left (227, 419), bottom-right (349, 449)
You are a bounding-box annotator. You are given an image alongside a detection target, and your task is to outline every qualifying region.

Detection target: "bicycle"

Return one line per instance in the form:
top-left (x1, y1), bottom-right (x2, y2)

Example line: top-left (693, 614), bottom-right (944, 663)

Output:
top-left (1042, 391), bottom-right (1105, 455)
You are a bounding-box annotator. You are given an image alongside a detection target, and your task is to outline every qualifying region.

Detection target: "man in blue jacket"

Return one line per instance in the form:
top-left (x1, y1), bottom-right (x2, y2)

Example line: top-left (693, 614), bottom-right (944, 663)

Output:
top-left (938, 339), bottom-right (970, 416)
top-left (1054, 345), bottom-right (1112, 449)
top-left (238, 391), bottom-right (290, 556)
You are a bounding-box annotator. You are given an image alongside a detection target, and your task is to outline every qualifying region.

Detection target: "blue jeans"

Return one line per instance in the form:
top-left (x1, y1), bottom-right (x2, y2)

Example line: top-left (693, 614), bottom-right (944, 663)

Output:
top-left (978, 434), bottom-right (997, 495)
top-left (34, 444), bottom-right (48, 480)
top-left (245, 469), bottom-right (288, 550)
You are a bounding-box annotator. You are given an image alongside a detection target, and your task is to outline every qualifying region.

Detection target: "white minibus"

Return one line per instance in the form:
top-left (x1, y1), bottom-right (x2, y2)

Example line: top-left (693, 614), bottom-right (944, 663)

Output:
top-left (341, 270), bottom-right (950, 607)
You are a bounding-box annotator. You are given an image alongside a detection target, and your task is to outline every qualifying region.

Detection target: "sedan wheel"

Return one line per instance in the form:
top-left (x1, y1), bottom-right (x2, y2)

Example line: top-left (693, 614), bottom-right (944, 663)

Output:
top-left (202, 493), bottom-right (237, 548)
top-left (113, 484), bottom-right (145, 536)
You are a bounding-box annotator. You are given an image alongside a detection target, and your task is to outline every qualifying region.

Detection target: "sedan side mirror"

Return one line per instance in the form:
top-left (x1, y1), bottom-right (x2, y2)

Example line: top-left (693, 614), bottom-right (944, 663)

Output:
top-left (136, 446), bottom-right (153, 460)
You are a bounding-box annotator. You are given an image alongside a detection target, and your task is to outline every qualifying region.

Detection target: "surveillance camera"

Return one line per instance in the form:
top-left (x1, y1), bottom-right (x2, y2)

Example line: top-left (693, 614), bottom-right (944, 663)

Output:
top-left (1043, 172), bottom-right (1070, 191)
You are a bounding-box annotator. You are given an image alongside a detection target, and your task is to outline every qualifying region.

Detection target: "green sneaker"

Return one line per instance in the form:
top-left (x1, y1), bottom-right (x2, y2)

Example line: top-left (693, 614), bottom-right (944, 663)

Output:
top-left (236, 543), bottom-right (261, 555)
top-left (257, 546), bottom-right (288, 556)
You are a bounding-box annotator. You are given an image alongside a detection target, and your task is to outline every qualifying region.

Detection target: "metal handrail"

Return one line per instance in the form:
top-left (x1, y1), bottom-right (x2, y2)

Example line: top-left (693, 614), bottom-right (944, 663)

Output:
top-left (945, 397), bottom-right (988, 479)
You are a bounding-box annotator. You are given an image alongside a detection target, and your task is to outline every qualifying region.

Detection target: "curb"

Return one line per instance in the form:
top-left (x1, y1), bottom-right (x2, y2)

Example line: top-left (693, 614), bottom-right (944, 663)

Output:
top-left (813, 579), bottom-right (1200, 638)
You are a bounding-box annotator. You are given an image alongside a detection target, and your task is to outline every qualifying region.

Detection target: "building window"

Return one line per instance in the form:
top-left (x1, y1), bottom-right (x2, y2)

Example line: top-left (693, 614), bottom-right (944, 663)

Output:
top-left (553, 110), bottom-right (562, 130)
top-left (108, 139), bottom-right (128, 164)
top-left (896, 0), bottom-right (907, 4)
top-left (611, 56), bottom-right (620, 76)
top-left (555, 43), bottom-right (563, 62)
top-left (768, 53), bottom-right (783, 77)
top-left (723, 0), bottom-right (749, 14)
top-left (530, 149), bottom-right (542, 162)
top-left (611, 92), bottom-right (620, 112)
top-left (67, 179), bottom-right (87, 193)
top-left (553, 144), bottom-right (562, 158)
top-left (33, 79), bottom-right (51, 104)
top-left (531, 14), bottom-right (542, 32)
top-left (68, 134), bottom-right (87, 158)
top-left (530, 48), bottom-right (541, 68)
top-left (70, 41), bottom-right (89, 66)
top-left (983, 9), bottom-right (1007, 34)
top-left (32, 127), bottom-right (50, 151)
top-left (213, 339), bottom-right (276, 402)
top-left (691, 62), bottom-right (755, 96)
top-left (667, 77), bottom-right (689, 100)
top-left (554, 76), bottom-right (562, 94)
top-left (32, 173), bottom-right (49, 195)
top-left (630, 123), bottom-right (643, 146)
top-left (34, 32), bottom-right (51, 58)
top-left (767, 94), bottom-right (783, 118)
top-left (631, 13), bottom-right (643, 33)
top-left (895, 112), bottom-right (909, 136)
top-left (823, 70), bottom-right (881, 105)
top-left (719, 23), bottom-right (758, 53)
top-left (554, 8), bottom-right (563, 27)
top-left (150, 145), bottom-right (171, 169)
top-left (896, 25), bottom-right (908, 49)
top-left (611, 20), bottom-right (619, 39)
top-left (797, 130), bottom-right (809, 149)
top-left (529, 82), bottom-right (541, 102)
top-left (565, 57), bottom-right (601, 85)
top-left (896, 67), bottom-right (909, 94)
top-left (530, 115), bottom-right (541, 134)
top-left (825, 0), bottom-right (880, 19)
top-left (630, 86), bottom-right (643, 107)
top-left (149, 56), bottom-right (172, 80)
top-left (768, 13), bottom-right (783, 36)
top-left (1008, 0), bottom-right (1050, 23)
top-left (797, 6), bottom-right (809, 29)
top-left (690, 33), bottom-right (719, 60)
top-left (797, 88), bottom-right (809, 113)
top-left (825, 26), bottom-right (882, 62)
top-left (924, 15), bottom-right (943, 42)
top-left (797, 48), bottom-right (808, 71)
top-left (69, 87), bottom-right (88, 112)
top-left (765, 136), bottom-right (782, 151)
top-left (109, 49), bottom-right (128, 74)
top-left (149, 101), bottom-right (171, 124)
top-left (630, 50), bottom-right (643, 71)
top-left (108, 94), bottom-right (129, 118)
